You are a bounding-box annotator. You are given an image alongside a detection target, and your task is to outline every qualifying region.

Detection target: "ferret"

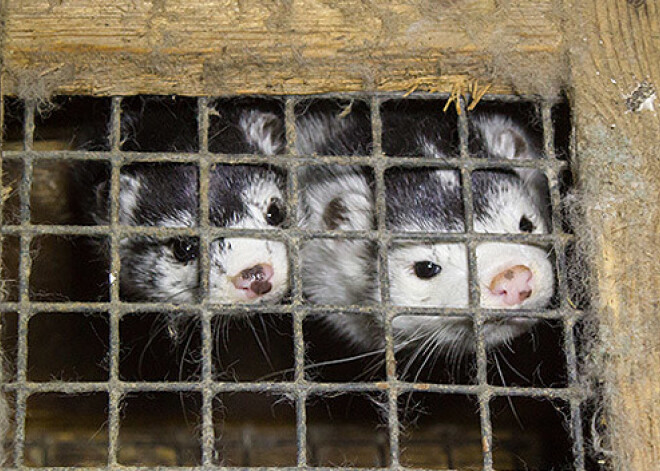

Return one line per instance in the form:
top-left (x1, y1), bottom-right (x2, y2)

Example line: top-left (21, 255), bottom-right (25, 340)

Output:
top-left (294, 108), bottom-right (554, 353)
top-left (77, 102), bottom-right (290, 305)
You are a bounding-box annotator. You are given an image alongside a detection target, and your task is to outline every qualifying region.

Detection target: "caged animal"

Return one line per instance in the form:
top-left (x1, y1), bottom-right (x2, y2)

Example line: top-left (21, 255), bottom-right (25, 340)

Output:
top-left (291, 107), bottom-right (555, 354)
top-left (76, 100), bottom-right (289, 305)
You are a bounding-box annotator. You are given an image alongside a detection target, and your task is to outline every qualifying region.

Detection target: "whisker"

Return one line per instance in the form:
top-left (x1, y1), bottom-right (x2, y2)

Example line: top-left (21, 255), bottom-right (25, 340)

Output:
top-left (254, 347), bottom-right (385, 382)
top-left (497, 350), bottom-right (531, 384)
top-left (494, 353), bottom-right (524, 430)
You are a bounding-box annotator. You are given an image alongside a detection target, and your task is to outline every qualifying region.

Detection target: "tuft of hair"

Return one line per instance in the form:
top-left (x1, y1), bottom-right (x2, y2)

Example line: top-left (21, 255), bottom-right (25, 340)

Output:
top-left (238, 110), bottom-right (285, 155)
top-left (296, 104), bottom-right (372, 156)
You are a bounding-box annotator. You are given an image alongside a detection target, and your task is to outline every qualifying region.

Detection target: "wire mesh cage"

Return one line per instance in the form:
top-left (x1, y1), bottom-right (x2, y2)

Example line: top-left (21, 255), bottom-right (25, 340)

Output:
top-left (0, 92), bottom-right (592, 470)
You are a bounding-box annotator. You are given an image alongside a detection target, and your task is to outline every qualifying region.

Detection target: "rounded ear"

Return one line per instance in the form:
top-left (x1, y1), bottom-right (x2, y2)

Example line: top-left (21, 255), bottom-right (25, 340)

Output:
top-left (473, 115), bottom-right (535, 161)
top-left (238, 110), bottom-right (285, 155)
top-left (321, 174), bottom-right (373, 232)
top-left (300, 169), bottom-right (373, 232)
top-left (92, 174), bottom-right (141, 225)
top-left (492, 127), bottom-right (529, 160)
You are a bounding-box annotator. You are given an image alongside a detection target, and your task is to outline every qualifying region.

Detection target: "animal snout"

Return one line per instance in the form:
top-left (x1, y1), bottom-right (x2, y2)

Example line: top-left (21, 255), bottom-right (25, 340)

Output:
top-left (488, 264), bottom-right (533, 306)
top-left (231, 263), bottom-right (274, 298)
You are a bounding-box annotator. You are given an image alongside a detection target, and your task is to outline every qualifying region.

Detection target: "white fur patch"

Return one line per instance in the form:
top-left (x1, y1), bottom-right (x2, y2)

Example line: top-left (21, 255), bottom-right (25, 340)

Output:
top-left (154, 252), bottom-right (200, 302)
top-left (473, 114), bottom-right (536, 161)
top-left (118, 174), bottom-right (141, 224)
top-left (302, 238), bottom-right (375, 306)
top-left (299, 170), bottom-right (373, 231)
top-left (240, 176), bottom-right (284, 228)
top-left (295, 113), bottom-right (352, 156)
top-left (389, 243), bottom-right (469, 307)
top-left (472, 114), bottom-right (550, 209)
top-left (209, 238), bottom-right (289, 304)
top-left (473, 180), bottom-right (548, 235)
top-left (432, 169), bottom-right (460, 190)
top-left (476, 242), bottom-right (554, 312)
top-left (159, 211), bottom-right (195, 228)
top-left (299, 168), bottom-right (375, 309)
top-left (421, 138), bottom-right (444, 159)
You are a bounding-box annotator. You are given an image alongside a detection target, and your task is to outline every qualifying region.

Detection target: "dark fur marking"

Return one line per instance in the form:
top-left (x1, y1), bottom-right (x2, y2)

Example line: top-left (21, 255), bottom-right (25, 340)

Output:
top-left (323, 197), bottom-right (349, 230)
top-left (512, 132), bottom-right (527, 157)
top-left (385, 168), bottom-right (465, 231)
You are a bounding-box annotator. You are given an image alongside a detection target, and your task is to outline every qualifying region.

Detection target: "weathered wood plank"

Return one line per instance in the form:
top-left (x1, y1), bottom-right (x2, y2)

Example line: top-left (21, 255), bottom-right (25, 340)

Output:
top-left (566, 0), bottom-right (660, 469)
top-left (1, 0), bottom-right (563, 96)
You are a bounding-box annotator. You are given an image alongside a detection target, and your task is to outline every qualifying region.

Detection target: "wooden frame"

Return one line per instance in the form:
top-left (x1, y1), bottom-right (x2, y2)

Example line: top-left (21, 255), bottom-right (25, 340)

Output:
top-left (566, 2), bottom-right (660, 470)
top-left (1, 0), bottom-right (563, 96)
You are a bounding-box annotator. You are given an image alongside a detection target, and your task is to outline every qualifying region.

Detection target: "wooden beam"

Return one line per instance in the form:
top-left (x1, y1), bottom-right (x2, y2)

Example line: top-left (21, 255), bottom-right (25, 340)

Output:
top-left (565, 1), bottom-right (660, 469)
top-left (1, 0), bottom-right (562, 97)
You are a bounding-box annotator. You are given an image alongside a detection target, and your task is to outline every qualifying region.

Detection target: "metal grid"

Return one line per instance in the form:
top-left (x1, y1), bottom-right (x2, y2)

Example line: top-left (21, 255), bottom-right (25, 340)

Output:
top-left (0, 93), bottom-right (585, 470)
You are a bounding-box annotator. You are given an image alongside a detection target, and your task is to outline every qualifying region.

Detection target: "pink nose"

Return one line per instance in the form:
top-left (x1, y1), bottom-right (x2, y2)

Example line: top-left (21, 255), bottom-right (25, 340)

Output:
top-left (231, 264), bottom-right (274, 299)
top-left (489, 265), bottom-right (533, 306)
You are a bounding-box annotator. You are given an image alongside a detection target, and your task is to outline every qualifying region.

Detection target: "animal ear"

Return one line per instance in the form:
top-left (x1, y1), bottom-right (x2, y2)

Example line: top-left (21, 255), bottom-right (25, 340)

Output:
top-left (490, 126), bottom-right (529, 160)
top-left (238, 110), bottom-right (285, 155)
top-left (321, 174), bottom-right (373, 232)
top-left (300, 170), bottom-right (373, 232)
top-left (475, 115), bottom-right (533, 161)
top-left (93, 174), bottom-right (141, 225)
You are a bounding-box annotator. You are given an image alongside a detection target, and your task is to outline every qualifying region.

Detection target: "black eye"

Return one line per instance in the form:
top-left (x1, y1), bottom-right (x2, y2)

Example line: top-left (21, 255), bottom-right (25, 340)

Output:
top-left (266, 198), bottom-right (285, 226)
top-left (170, 238), bottom-right (199, 264)
top-left (413, 261), bottom-right (442, 279)
top-left (519, 216), bottom-right (534, 233)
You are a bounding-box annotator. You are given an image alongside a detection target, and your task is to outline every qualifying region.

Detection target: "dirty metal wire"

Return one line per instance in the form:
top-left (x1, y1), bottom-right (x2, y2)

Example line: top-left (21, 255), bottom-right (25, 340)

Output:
top-left (456, 98), bottom-right (495, 470)
top-left (540, 100), bottom-right (586, 471)
top-left (282, 97), bottom-right (312, 468)
top-left (197, 96), bottom-right (217, 467)
top-left (0, 93), bottom-right (586, 471)
top-left (107, 96), bottom-right (122, 467)
top-left (11, 102), bottom-right (36, 467)
top-left (370, 96), bottom-right (401, 468)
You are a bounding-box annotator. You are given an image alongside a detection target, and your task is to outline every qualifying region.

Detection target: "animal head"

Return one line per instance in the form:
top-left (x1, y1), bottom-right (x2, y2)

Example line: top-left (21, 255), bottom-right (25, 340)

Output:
top-left (385, 116), bottom-right (554, 351)
top-left (92, 163), bottom-right (289, 304)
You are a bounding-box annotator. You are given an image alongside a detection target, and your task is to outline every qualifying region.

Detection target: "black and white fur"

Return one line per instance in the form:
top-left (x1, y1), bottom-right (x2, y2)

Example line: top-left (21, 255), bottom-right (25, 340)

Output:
top-left (78, 105), bottom-right (289, 305)
top-left (291, 108), bottom-right (554, 353)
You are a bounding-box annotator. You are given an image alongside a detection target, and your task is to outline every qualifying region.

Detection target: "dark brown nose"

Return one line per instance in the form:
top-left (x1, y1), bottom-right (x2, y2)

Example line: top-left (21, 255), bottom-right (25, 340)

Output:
top-left (250, 280), bottom-right (272, 295)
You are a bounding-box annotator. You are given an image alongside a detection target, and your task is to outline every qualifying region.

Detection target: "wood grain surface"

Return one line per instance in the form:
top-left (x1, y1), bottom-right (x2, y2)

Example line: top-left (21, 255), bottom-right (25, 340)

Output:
top-left (566, 1), bottom-right (660, 469)
top-left (1, 0), bottom-right (562, 96)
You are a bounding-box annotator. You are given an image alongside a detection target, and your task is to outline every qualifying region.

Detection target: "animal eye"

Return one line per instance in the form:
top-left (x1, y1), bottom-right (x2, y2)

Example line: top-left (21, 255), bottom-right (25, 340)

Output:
top-left (413, 261), bottom-right (442, 279)
top-left (266, 198), bottom-right (285, 226)
top-left (519, 216), bottom-right (534, 233)
top-left (170, 237), bottom-right (199, 263)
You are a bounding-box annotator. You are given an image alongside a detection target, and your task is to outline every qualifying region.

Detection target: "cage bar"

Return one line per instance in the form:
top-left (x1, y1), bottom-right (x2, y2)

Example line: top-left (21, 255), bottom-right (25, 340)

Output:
top-left (106, 96), bottom-right (123, 467)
